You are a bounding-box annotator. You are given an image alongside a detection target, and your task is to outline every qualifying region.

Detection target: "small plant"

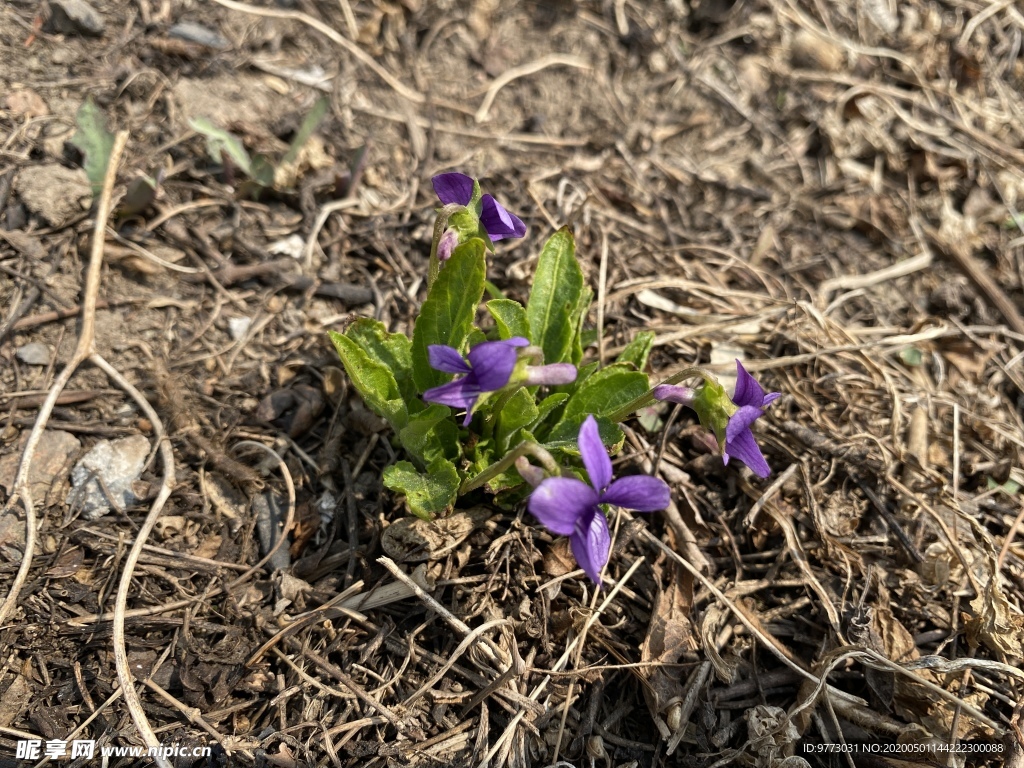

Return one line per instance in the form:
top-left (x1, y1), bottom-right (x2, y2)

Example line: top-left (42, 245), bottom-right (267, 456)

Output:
top-left (189, 96), bottom-right (329, 195)
top-left (331, 172), bottom-right (779, 583)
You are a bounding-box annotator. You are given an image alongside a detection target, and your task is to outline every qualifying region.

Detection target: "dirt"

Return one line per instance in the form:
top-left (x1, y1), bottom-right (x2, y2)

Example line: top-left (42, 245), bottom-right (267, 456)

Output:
top-left (1, 1), bottom-right (1023, 767)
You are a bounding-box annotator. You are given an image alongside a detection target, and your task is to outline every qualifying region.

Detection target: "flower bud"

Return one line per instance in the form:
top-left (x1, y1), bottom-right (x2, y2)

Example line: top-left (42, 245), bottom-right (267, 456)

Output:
top-left (436, 228), bottom-right (459, 261)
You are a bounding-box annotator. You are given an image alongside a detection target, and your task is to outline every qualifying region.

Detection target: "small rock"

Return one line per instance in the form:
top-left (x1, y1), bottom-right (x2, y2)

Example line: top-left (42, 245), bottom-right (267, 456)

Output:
top-left (0, 429), bottom-right (81, 501)
top-left (46, 0), bottom-right (104, 36)
top-left (228, 317), bottom-right (252, 341)
top-left (268, 234), bottom-right (305, 260)
top-left (16, 342), bottom-right (51, 366)
top-left (66, 435), bottom-right (151, 520)
top-left (46, 0), bottom-right (105, 36)
top-left (4, 89), bottom-right (49, 119)
top-left (16, 165), bottom-right (92, 227)
top-left (168, 21), bottom-right (229, 50)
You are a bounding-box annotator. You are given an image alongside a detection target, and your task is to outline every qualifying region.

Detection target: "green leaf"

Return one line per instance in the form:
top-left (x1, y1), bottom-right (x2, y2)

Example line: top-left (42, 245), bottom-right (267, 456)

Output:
top-left (487, 299), bottom-right (531, 341)
top-left (545, 414), bottom-right (625, 453)
top-left (71, 97), bottom-right (115, 195)
top-left (412, 238), bottom-right (487, 391)
top-left (484, 281), bottom-right (507, 301)
top-left (383, 459), bottom-right (460, 520)
top-left (526, 227), bottom-right (584, 365)
top-left (532, 392), bottom-right (569, 432)
top-left (346, 319), bottom-right (416, 405)
top-left (900, 347), bottom-right (923, 367)
top-left (189, 117), bottom-right (252, 176)
top-left (616, 331), bottom-right (655, 370)
top-left (556, 364), bottom-right (650, 426)
top-left (398, 405), bottom-right (460, 467)
top-left (496, 388), bottom-right (540, 452)
top-left (329, 330), bottom-right (408, 430)
top-left (250, 153), bottom-right (276, 188)
top-left (569, 286), bottom-right (593, 365)
top-left (280, 96), bottom-right (329, 168)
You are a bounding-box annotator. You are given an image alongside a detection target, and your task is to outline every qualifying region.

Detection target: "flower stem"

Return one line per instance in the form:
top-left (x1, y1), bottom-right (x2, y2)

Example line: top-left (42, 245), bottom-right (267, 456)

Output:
top-left (459, 441), bottom-right (560, 495)
top-left (605, 366), bottom-right (717, 423)
top-left (482, 386), bottom-right (520, 439)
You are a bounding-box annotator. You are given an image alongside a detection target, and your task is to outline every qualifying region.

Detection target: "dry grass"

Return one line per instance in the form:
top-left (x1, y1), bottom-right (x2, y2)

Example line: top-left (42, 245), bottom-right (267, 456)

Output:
top-left (1, 0), bottom-right (1023, 766)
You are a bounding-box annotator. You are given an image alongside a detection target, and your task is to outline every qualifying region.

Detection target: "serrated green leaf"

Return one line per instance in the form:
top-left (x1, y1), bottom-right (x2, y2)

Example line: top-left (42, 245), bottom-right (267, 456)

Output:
top-left (496, 388), bottom-right (540, 452)
top-left (616, 331), bottom-right (655, 371)
top-left (526, 227), bottom-right (583, 365)
top-left (189, 117), bottom-right (252, 176)
top-left (329, 330), bottom-right (408, 431)
top-left (487, 299), bottom-right (531, 341)
top-left (399, 405), bottom-right (460, 467)
top-left (280, 96), bottom-right (329, 168)
top-left (383, 459), bottom-right (459, 520)
top-left (346, 318), bottom-right (416, 405)
top-left (412, 238), bottom-right (487, 392)
top-left (71, 97), bottom-right (115, 195)
top-left (556, 364), bottom-right (650, 427)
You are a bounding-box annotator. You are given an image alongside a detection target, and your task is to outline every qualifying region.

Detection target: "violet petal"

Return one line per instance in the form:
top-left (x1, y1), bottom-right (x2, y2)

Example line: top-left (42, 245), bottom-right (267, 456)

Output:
top-left (601, 475), bottom-right (671, 511)
top-left (732, 360), bottom-right (768, 409)
top-left (480, 194), bottom-right (527, 241)
top-left (529, 477), bottom-right (600, 536)
top-left (570, 508), bottom-right (610, 586)
top-left (724, 405), bottom-right (771, 478)
top-left (467, 339), bottom-right (523, 391)
top-left (578, 415), bottom-right (612, 492)
top-left (432, 173), bottom-right (475, 206)
top-left (428, 345), bottom-right (472, 375)
top-left (763, 391), bottom-right (782, 406)
top-left (422, 378), bottom-right (477, 412)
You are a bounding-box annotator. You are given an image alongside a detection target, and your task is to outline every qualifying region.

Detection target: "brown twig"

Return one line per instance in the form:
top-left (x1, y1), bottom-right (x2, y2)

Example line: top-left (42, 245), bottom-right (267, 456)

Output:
top-left (0, 131), bottom-right (129, 627)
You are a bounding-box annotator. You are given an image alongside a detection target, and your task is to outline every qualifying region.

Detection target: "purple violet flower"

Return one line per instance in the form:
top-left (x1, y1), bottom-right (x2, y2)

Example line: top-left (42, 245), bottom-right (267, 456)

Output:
top-left (423, 337), bottom-right (530, 425)
top-left (655, 360), bottom-right (780, 478)
top-left (423, 337), bottom-right (577, 425)
top-left (528, 415), bottom-right (671, 585)
top-left (432, 172), bottom-right (527, 242)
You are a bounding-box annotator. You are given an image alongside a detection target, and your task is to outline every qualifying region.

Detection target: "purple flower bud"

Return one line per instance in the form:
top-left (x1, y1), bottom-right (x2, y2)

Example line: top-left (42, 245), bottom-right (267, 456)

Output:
top-left (436, 228), bottom-right (459, 262)
top-left (515, 456), bottom-right (546, 488)
top-left (523, 363), bottom-right (577, 387)
top-left (528, 415), bottom-right (670, 585)
top-left (652, 384), bottom-right (695, 407)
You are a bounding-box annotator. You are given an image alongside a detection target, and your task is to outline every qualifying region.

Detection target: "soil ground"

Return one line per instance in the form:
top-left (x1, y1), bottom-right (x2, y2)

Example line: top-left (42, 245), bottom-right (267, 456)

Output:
top-left (1, 1), bottom-right (1024, 767)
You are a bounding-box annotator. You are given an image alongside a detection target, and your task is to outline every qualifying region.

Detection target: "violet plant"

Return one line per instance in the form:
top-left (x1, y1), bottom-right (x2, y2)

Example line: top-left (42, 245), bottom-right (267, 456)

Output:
top-left (330, 172), bottom-right (778, 580)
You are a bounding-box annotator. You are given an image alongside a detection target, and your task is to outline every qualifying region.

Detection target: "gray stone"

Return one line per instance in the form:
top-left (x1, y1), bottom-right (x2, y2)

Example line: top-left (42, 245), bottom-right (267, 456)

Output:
top-left (169, 22), bottom-right (229, 50)
top-left (16, 342), bottom-right (51, 366)
top-left (66, 435), bottom-right (151, 520)
top-left (46, 0), bottom-right (105, 37)
top-left (16, 164), bottom-right (91, 227)
top-left (0, 429), bottom-right (81, 501)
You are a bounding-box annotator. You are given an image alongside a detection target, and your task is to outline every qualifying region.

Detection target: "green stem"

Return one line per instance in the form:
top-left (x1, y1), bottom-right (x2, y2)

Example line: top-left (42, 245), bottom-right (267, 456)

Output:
top-left (482, 386), bottom-right (520, 439)
top-left (460, 440), bottom-right (560, 495)
top-left (605, 366), bottom-right (717, 423)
